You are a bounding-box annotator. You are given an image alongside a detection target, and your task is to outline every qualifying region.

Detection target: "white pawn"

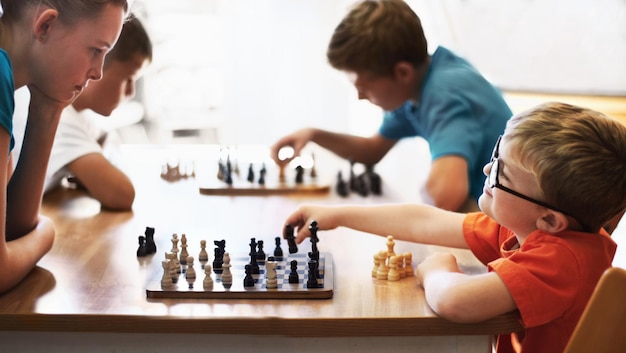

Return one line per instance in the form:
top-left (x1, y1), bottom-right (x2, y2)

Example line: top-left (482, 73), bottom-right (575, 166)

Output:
top-left (221, 252), bottom-right (232, 285)
top-left (185, 255), bottom-right (196, 288)
top-left (403, 252), bottom-right (414, 277)
top-left (198, 240), bottom-right (209, 263)
top-left (265, 258), bottom-right (278, 289)
top-left (387, 255), bottom-right (400, 281)
top-left (203, 264), bottom-right (214, 290)
top-left (376, 250), bottom-right (389, 280)
top-left (398, 253), bottom-right (406, 279)
top-left (161, 259), bottom-right (173, 288)
top-left (179, 234), bottom-right (189, 265)
top-left (372, 253), bottom-right (381, 278)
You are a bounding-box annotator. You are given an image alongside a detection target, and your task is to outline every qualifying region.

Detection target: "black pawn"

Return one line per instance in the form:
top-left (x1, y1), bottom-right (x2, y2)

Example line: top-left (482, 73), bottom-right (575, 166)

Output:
top-left (294, 165), bottom-right (304, 184)
top-left (243, 264), bottom-right (255, 287)
top-left (367, 164), bottom-right (382, 195)
top-left (306, 260), bottom-right (320, 288)
top-left (273, 237), bottom-right (284, 260)
top-left (247, 163), bottom-right (255, 183)
top-left (258, 164), bottom-right (266, 185)
top-left (336, 171), bottom-right (349, 197)
top-left (284, 224), bottom-right (298, 254)
top-left (144, 227), bottom-right (157, 254)
top-left (288, 259), bottom-right (299, 284)
top-left (256, 240), bottom-right (266, 262)
top-left (136, 235), bottom-right (148, 257)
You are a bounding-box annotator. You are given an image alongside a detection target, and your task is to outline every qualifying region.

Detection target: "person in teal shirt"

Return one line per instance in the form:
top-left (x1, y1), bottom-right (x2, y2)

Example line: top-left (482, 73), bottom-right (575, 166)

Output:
top-left (271, 0), bottom-right (511, 212)
top-left (0, 0), bottom-right (128, 294)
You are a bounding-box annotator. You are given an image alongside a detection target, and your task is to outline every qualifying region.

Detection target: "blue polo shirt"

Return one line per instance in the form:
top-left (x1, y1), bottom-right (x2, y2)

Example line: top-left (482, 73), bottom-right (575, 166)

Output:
top-left (379, 46), bottom-right (512, 201)
top-left (0, 49), bottom-right (15, 151)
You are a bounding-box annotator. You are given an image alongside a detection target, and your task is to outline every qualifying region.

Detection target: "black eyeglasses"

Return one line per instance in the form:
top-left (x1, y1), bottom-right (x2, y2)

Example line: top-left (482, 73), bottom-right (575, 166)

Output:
top-left (488, 136), bottom-right (588, 230)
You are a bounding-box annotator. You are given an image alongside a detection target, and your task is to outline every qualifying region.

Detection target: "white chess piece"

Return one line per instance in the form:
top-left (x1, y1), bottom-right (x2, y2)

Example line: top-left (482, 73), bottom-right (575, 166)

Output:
top-left (165, 252), bottom-right (179, 283)
top-left (376, 251), bottom-right (389, 280)
top-left (265, 259), bottom-right (278, 289)
top-left (185, 255), bottom-right (196, 288)
top-left (387, 255), bottom-right (400, 281)
top-left (161, 259), bottom-right (173, 288)
top-left (198, 240), bottom-right (209, 263)
top-left (221, 252), bottom-right (232, 285)
top-left (403, 252), bottom-right (414, 277)
top-left (179, 234), bottom-right (189, 265)
top-left (203, 264), bottom-right (214, 290)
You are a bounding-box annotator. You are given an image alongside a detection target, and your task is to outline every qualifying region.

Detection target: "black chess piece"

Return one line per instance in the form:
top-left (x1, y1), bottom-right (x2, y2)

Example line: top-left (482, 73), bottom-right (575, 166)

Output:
top-left (249, 238), bottom-right (260, 274)
top-left (356, 170), bottom-right (370, 197)
top-left (349, 160), bottom-right (358, 192)
top-left (306, 260), bottom-right (320, 288)
top-left (256, 240), bottom-right (266, 262)
top-left (225, 157), bottom-right (233, 185)
top-left (144, 227), bottom-right (157, 254)
top-left (258, 164), bottom-right (266, 185)
top-left (273, 237), bottom-right (284, 260)
top-left (367, 164), bottom-right (382, 195)
top-left (336, 171), bottom-right (349, 197)
top-left (288, 260), bottom-right (299, 284)
top-left (284, 224), bottom-right (298, 254)
top-left (136, 235), bottom-right (148, 257)
top-left (247, 163), bottom-right (255, 183)
top-left (309, 220), bottom-right (319, 255)
top-left (294, 165), bottom-right (304, 184)
top-left (213, 239), bottom-right (226, 274)
top-left (243, 264), bottom-right (255, 287)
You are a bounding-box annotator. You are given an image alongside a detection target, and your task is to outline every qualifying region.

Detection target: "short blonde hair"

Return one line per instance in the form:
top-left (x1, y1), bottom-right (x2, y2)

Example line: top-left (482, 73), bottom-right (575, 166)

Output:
top-left (327, 0), bottom-right (428, 76)
top-left (503, 102), bottom-right (626, 231)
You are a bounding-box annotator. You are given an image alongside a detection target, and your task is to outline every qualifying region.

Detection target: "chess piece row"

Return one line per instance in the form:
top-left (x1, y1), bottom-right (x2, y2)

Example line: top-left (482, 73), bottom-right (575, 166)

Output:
top-left (336, 161), bottom-right (382, 197)
top-left (372, 235), bottom-right (414, 281)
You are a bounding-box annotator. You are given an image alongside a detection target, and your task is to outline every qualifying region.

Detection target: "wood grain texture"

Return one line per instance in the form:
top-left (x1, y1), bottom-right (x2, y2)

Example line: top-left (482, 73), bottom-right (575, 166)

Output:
top-left (0, 145), bottom-right (523, 337)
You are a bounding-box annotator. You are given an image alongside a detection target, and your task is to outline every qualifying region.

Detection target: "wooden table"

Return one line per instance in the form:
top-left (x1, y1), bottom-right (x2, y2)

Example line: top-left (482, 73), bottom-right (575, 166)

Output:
top-left (0, 144), bottom-right (523, 353)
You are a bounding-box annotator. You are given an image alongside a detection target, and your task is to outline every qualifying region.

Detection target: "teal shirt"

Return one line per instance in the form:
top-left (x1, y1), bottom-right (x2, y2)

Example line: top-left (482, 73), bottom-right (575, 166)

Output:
top-left (379, 46), bottom-right (512, 201)
top-left (0, 49), bottom-right (15, 151)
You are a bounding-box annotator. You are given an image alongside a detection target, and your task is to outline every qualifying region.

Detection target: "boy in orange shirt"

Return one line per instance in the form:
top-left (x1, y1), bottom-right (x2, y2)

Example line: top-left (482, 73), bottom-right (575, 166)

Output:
top-left (283, 102), bottom-right (626, 353)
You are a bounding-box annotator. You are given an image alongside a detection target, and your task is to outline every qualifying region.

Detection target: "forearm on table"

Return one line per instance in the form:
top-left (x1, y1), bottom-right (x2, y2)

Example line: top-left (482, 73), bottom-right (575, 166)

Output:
top-left (333, 204), bottom-right (468, 248)
top-left (310, 130), bottom-right (391, 165)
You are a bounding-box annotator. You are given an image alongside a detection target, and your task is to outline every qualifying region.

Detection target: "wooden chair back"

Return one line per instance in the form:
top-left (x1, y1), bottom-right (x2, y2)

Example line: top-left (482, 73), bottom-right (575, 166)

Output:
top-left (563, 267), bottom-right (626, 353)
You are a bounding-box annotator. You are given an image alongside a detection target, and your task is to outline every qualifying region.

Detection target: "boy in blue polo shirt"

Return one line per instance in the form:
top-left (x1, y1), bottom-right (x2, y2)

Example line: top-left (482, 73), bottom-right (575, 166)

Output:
top-left (270, 0), bottom-right (511, 212)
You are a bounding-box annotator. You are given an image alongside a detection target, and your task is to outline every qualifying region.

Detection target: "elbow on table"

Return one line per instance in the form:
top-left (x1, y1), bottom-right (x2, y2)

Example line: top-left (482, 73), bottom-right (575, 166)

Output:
top-left (428, 290), bottom-right (480, 324)
top-left (99, 184), bottom-right (135, 211)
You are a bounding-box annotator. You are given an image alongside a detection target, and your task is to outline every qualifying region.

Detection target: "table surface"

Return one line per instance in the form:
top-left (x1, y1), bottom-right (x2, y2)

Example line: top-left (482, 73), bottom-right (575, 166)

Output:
top-left (0, 144), bottom-right (524, 337)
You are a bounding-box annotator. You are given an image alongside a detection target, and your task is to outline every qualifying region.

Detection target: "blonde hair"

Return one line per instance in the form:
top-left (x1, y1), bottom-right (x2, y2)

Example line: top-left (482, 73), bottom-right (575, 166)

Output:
top-left (327, 0), bottom-right (428, 76)
top-left (503, 102), bottom-right (626, 231)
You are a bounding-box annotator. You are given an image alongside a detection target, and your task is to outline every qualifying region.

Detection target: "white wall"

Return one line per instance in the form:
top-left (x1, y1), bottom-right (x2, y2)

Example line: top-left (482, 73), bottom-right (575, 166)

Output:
top-left (135, 0), bottom-right (626, 144)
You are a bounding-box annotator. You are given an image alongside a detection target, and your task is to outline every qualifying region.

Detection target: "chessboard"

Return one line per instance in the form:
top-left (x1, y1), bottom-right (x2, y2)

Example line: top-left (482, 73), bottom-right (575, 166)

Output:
top-left (146, 252), bottom-right (333, 300)
top-left (197, 147), bottom-right (330, 196)
top-left (144, 222), bottom-right (333, 300)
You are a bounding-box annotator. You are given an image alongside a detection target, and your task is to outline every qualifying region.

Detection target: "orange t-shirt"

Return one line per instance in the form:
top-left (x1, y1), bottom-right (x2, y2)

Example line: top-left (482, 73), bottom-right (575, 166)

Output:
top-left (463, 212), bottom-right (616, 353)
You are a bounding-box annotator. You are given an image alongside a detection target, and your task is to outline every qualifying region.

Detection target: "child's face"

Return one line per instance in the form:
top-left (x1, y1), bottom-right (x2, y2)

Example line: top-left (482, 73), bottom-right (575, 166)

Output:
top-left (74, 54), bottom-right (148, 116)
top-left (345, 71), bottom-right (411, 111)
top-left (478, 137), bottom-right (547, 234)
top-left (32, 6), bottom-right (125, 103)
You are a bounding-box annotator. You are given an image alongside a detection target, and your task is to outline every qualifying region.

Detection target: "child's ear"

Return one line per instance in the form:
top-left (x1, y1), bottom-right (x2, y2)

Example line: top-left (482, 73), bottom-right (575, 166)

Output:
top-left (536, 210), bottom-right (569, 233)
top-left (392, 62), bottom-right (415, 83)
top-left (33, 8), bottom-right (59, 42)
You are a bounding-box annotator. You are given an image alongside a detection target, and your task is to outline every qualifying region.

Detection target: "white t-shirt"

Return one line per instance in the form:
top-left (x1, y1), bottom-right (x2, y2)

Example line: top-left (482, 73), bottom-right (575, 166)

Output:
top-left (43, 106), bottom-right (104, 192)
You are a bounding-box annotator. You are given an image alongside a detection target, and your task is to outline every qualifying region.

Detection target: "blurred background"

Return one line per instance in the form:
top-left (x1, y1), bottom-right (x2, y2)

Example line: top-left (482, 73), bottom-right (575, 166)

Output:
top-left (16, 0), bottom-right (626, 145)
